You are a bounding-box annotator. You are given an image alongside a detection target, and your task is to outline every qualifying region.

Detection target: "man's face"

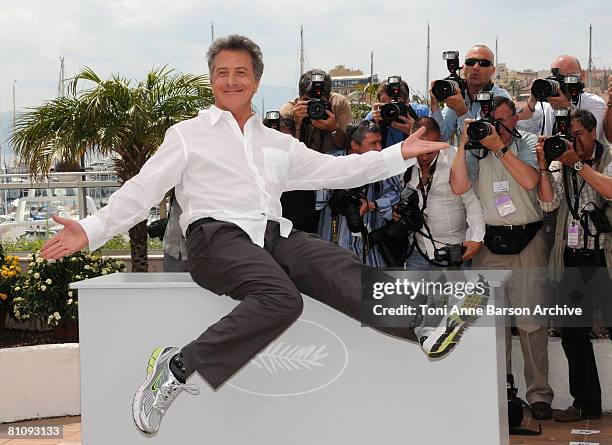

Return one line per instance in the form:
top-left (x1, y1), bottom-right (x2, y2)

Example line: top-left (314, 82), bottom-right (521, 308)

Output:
top-left (493, 103), bottom-right (518, 137)
top-left (416, 130), bottom-right (441, 165)
top-left (350, 131), bottom-right (382, 154)
top-left (570, 118), bottom-right (596, 157)
top-left (551, 57), bottom-right (583, 79)
top-left (211, 50), bottom-right (259, 114)
top-left (464, 47), bottom-right (495, 89)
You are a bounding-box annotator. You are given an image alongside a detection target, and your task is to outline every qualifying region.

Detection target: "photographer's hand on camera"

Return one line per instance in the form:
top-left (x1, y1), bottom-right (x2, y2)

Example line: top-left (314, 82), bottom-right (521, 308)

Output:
top-left (445, 87), bottom-right (469, 117)
top-left (548, 89), bottom-right (572, 109)
top-left (555, 143), bottom-right (581, 167)
top-left (311, 109), bottom-right (339, 132)
top-left (461, 240), bottom-right (482, 261)
top-left (535, 137), bottom-right (549, 170)
top-left (371, 103), bottom-right (384, 124)
top-left (429, 81), bottom-right (440, 113)
top-left (390, 115), bottom-right (415, 136)
top-left (479, 124), bottom-right (504, 153)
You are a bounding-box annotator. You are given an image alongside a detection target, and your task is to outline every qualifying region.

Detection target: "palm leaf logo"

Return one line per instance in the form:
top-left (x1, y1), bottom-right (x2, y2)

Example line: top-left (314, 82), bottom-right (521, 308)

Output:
top-left (252, 342), bottom-right (330, 374)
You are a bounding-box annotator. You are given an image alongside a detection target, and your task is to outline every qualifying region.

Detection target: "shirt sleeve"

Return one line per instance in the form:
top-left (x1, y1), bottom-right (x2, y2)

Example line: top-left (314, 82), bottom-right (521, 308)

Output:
top-left (374, 175), bottom-right (401, 221)
top-left (332, 94), bottom-right (353, 130)
top-left (315, 189), bottom-right (331, 210)
top-left (460, 185), bottom-right (486, 243)
top-left (285, 140), bottom-right (416, 191)
top-left (79, 127), bottom-right (187, 251)
top-left (537, 162), bottom-right (563, 212)
top-left (516, 131), bottom-right (539, 170)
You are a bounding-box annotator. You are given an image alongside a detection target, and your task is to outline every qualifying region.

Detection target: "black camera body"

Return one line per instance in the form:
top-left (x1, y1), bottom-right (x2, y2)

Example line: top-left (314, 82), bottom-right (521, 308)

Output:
top-left (432, 51), bottom-right (467, 101)
top-left (465, 92), bottom-right (496, 154)
top-left (543, 108), bottom-right (573, 163)
top-left (264, 111), bottom-right (281, 131)
top-left (306, 73), bottom-right (330, 120)
top-left (434, 244), bottom-right (466, 267)
top-left (380, 76), bottom-right (418, 123)
top-left (329, 187), bottom-right (367, 233)
top-left (531, 68), bottom-right (584, 105)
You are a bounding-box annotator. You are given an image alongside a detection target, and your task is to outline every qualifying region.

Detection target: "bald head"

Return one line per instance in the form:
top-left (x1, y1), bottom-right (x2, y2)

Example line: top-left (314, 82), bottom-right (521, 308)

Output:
top-left (551, 55), bottom-right (582, 77)
top-left (467, 45), bottom-right (495, 63)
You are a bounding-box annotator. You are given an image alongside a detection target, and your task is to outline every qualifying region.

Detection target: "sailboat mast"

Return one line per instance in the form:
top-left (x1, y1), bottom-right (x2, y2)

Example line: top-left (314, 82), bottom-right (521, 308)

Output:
top-left (299, 25), bottom-right (305, 76)
top-left (425, 22), bottom-right (430, 98)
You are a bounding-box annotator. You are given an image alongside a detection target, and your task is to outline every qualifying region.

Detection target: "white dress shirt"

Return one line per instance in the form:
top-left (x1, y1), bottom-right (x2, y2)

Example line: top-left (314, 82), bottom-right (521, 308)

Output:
top-left (516, 92), bottom-right (607, 142)
top-left (80, 106), bottom-right (415, 250)
top-left (406, 147), bottom-right (485, 259)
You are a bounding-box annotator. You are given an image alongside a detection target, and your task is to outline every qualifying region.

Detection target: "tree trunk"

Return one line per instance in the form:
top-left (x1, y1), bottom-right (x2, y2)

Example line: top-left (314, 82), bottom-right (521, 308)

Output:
top-left (129, 220), bottom-right (149, 272)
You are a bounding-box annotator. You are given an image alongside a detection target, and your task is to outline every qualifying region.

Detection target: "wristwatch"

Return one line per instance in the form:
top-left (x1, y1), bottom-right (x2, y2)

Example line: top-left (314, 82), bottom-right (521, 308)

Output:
top-left (494, 145), bottom-right (509, 159)
top-left (539, 168), bottom-right (549, 176)
top-left (573, 160), bottom-right (584, 171)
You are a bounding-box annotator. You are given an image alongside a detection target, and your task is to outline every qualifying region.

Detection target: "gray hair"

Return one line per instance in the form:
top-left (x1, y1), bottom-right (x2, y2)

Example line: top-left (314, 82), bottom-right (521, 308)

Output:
top-left (206, 34), bottom-right (264, 81)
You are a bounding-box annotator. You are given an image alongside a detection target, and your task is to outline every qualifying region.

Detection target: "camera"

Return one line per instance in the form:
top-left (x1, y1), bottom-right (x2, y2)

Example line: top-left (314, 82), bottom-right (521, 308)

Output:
top-left (434, 244), bottom-right (466, 267)
top-left (531, 68), bottom-right (584, 105)
top-left (432, 51), bottom-right (467, 101)
top-left (306, 73), bottom-right (330, 120)
top-left (328, 187), bottom-right (367, 233)
top-left (543, 108), bottom-right (572, 163)
top-left (380, 76), bottom-right (418, 123)
top-left (263, 111), bottom-right (281, 130)
top-left (464, 92), bottom-right (496, 156)
top-left (369, 187), bottom-right (424, 266)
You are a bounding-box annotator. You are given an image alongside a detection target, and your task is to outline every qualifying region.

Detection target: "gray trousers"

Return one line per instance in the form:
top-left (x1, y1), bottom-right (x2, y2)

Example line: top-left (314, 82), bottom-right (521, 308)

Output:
top-left (181, 220), bottom-right (417, 389)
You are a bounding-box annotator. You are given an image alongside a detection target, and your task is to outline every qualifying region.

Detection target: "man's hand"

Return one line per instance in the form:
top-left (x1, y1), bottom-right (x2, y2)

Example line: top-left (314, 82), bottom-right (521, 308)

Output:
top-left (535, 136), bottom-right (548, 170)
top-left (462, 240), bottom-right (482, 261)
top-left (429, 81), bottom-right (440, 113)
top-left (479, 124), bottom-right (504, 153)
top-left (311, 110), bottom-right (339, 132)
top-left (391, 115), bottom-right (415, 135)
top-left (292, 100), bottom-right (309, 127)
top-left (459, 119), bottom-right (473, 148)
top-left (359, 199), bottom-right (369, 217)
top-left (556, 143), bottom-right (581, 167)
top-left (40, 214), bottom-right (89, 260)
top-left (401, 126), bottom-right (449, 159)
top-left (371, 103), bottom-right (384, 123)
top-left (548, 90), bottom-right (571, 109)
top-left (444, 88), bottom-right (468, 116)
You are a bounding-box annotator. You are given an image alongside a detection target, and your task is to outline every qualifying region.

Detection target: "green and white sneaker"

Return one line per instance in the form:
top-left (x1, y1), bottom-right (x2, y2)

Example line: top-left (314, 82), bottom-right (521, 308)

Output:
top-left (420, 276), bottom-right (490, 359)
top-left (132, 346), bottom-right (199, 435)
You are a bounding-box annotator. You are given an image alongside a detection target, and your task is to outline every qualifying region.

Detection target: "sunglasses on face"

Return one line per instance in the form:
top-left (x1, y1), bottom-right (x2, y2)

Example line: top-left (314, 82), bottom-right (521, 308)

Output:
top-left (464, 58), bottom-right (493, 68)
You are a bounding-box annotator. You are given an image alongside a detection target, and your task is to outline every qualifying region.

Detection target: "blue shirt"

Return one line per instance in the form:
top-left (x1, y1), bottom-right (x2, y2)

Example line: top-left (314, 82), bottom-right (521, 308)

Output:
top-left (365, 103), bottom-right (431, 148)
top-left (431, 84), bottom-right (511, 142)
top-left (316, 149), bottom-right (401, 268)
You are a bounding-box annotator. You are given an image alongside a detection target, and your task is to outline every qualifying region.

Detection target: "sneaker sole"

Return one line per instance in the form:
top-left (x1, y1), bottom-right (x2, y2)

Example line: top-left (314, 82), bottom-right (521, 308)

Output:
top-left (132, 346), bottom-right (168, 435)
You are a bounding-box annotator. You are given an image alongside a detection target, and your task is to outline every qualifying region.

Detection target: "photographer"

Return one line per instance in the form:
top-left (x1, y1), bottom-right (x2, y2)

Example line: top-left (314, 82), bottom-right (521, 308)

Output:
top-left (518, 55), bottom-right (607, 141)
top-left (366, 78), bottom-right (430, 148)
top-left (402, 117), bottom-right (485, 269)
top-left (536, 109), bottom-right (612, 422)
top-left (450, 96), bottom-right (554, 420)
top-left (316, 121), bottom-right (400, 267)
top-left (430, 45), bottom-right (511, 142)
top-left (280, 69), bottom-right (353, 233)
top-left (604, 77), bottom-right (612, 143)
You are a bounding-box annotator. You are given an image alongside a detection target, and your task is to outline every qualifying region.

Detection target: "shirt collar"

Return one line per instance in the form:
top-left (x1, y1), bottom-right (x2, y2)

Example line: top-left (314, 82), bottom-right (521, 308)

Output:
top-left (204, 105), bottom-right (227, 126)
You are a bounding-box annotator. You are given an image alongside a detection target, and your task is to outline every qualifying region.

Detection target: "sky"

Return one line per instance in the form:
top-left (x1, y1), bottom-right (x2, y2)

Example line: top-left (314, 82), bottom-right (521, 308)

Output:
top-left (1, 0), bottom-right (611, 118)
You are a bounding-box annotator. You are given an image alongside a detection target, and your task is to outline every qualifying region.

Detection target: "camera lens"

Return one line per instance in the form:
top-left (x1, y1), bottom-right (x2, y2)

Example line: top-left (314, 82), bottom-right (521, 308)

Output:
top-left (307, 100), bottom-right (328, 120)
top-left (380, 103), bottom-right (401, 123)
top-left (432, 79), bottom-right (458, 101)
top-left (466, 121), bottom-right (492, 141)
top-left (543, 136), bottom-right (570, 163)
top-left (531, 79), bottom-right (560, 101)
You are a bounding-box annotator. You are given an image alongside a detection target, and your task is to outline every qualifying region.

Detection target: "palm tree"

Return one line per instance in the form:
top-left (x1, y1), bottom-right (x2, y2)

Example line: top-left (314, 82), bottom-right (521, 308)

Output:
top-left (11, 67), bottom-right (213, 271)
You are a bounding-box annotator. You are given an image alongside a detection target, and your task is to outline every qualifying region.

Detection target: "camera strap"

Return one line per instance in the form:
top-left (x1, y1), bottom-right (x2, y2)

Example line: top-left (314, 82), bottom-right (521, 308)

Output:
top-left (417, 157), bottom-right (438, 212)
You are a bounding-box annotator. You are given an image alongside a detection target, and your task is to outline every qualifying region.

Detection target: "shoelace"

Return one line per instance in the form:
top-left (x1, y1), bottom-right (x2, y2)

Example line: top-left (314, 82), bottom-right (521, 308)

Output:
top-left (153, 382), bottom-right (200, 414)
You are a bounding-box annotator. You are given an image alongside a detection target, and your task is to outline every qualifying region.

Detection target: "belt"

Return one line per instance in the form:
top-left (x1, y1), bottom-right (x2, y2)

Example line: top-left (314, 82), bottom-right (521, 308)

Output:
top-left (186, 217), bottom-right (217, 237)
top-left (564, 247), bottom-right (603, 257)
top-left (486, 221), bottom-right (542, 231)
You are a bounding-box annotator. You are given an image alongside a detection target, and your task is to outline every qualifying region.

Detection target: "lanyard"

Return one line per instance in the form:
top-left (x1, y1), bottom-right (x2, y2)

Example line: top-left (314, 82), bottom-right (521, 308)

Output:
top-left (416, 157), bottom-right (438, 212)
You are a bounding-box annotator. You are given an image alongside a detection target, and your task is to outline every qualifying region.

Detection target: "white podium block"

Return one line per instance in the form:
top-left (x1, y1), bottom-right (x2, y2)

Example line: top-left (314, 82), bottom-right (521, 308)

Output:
top-left (73, 273), bottom-right (509, 445)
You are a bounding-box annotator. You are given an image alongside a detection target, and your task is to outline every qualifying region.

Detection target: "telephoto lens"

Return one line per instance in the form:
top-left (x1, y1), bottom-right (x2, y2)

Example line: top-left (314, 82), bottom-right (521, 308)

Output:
top-left (466, 121), bottom-right (492, 142)
top-left (531, 78), bottom-right (560, 102)
top-left (380, 103), bottom-right (401, 123)
top-left (543, 136), bottom-right (571, 164)
top-left (432, 79), bottom-right (459, 101)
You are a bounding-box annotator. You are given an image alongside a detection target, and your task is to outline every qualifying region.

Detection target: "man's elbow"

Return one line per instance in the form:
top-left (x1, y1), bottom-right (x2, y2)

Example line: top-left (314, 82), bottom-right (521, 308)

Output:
top-left (450, 179), bottom-right (470, 195)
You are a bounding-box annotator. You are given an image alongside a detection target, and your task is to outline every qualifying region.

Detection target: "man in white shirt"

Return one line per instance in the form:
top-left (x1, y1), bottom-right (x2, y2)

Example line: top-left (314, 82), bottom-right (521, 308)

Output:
top-left (403, 117), bottom-right (485, 269)
top-left (517, 55), bottom-right (607, 142)
top-left (41, 35), bottom-right (453, 435)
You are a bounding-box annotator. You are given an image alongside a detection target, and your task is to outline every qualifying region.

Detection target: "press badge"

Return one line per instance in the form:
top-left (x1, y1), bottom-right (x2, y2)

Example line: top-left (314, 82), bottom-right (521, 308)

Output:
top-left (495, 194), bottom-right (517, 217)
top-left (567, 222), bottom-right (579, 248)
top-left (493, 181), bottom-right (509, 193)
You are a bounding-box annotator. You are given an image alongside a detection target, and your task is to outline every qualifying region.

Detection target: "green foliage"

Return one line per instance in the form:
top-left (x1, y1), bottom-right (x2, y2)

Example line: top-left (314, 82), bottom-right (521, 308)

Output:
top-left (3, 235), bottom-right (163, 252)
top-left (351, 102), bottom-right (373, 122)
top-left (11, 252), bottom-right (126, 326)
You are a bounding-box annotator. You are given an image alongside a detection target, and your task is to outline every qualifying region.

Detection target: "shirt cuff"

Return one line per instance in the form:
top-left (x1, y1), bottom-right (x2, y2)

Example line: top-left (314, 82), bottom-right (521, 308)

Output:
top-left (78, 215), bottom-right (107, 252)
top-left (382, 142), bottom-right (415, 176)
